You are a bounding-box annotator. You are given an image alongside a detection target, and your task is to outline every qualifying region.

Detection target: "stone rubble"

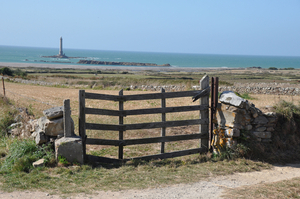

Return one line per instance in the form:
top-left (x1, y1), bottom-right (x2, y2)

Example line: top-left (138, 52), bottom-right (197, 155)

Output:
top-left (216, 91), bottom-right (277, 145)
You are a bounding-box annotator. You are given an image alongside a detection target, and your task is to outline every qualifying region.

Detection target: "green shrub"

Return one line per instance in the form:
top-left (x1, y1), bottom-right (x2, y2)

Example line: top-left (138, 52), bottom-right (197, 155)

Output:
top-left (0, 139), bottom-right (54, 172)
top-left (268, 67), bottom-right (278, 70)
top-left (274, 100), bottom-right (300, 121)
top-left (13, 69), bottom-right (27, 78)
top-left (0, 67), bottom-right (13, 76)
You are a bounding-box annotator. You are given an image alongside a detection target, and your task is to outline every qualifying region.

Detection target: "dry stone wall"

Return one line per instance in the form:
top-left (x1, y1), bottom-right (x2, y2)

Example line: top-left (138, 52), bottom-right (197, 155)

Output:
top-left (216, 91), bottom-right (278, 146)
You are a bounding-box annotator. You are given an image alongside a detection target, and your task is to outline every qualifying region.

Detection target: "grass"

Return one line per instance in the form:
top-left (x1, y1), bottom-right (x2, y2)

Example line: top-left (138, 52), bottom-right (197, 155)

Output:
top-left (0, 156), bottom-right (271, 195)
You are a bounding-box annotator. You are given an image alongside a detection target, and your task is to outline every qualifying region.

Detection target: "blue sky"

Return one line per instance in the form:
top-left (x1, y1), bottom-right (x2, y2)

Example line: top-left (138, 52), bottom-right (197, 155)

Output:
top-left (1, 1), bottom-right (299, 56)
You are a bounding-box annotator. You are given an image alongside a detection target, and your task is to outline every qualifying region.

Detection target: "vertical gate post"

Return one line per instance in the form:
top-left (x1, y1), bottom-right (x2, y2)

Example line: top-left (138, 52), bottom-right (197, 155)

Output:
top-left (210, 77), bottom-right (215, 150)
top-left (199, 75), bottom-right (209, 150)
top-left (2, 77), bottom-right (5, 97)
top-left (161, 88), bottom-right (166, 154)
top-left (79, 90), bottom-right (86, 160)
top-left (210, 77), bottom-right (219, 150)
top-left (64, 99), bottom-right (72, 137)
top-left (119, 89), bottom-right (124, 160)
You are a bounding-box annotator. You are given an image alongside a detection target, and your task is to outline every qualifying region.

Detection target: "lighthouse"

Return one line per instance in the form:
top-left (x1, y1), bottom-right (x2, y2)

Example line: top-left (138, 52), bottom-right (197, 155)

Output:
top-left (59, 37), bottom-right (64, 56)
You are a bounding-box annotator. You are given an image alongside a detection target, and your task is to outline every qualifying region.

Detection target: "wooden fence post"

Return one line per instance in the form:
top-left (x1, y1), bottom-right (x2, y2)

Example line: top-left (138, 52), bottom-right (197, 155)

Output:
top-left (79, 90), bottom-right (86, 159)
top-left (64, 99), bottom-right (72, 137)
top-left (161, 88), bottom-right (166, 154)
top-left (2, 77), bottom-right (5, 97)
top-left (199, 75), bottom-right (209, 150)
top-left (119, 89), bottom-right (124, 160)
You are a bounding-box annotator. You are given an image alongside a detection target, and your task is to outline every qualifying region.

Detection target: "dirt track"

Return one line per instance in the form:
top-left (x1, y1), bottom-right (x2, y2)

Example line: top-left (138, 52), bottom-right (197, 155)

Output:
top-left (1, 164), bottom-right (300, 199)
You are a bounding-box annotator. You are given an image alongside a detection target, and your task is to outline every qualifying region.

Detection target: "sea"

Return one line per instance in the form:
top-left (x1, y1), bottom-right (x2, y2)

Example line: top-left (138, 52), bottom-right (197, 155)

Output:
top-left (0, 45), bottom-right (300, 69)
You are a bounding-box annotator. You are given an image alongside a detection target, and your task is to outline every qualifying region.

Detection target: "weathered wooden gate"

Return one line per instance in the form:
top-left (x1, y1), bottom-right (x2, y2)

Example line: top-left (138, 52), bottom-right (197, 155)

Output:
top-left (79, 75), bottom-right (211, 163)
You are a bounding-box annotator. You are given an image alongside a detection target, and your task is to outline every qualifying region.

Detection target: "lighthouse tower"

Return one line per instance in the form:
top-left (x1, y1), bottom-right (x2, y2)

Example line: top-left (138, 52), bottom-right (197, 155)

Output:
top-left (59, 37), bottom-right (64, 57)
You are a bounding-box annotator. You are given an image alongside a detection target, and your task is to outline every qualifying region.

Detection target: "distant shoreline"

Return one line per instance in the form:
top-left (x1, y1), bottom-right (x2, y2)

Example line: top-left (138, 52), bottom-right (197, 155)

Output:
top-left (0, 62), bottom-right (240, 72)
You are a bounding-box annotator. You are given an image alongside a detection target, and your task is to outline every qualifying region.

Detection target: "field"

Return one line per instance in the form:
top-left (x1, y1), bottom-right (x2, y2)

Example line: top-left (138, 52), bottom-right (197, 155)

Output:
top-left (1, 66), bottom-right (300, 198)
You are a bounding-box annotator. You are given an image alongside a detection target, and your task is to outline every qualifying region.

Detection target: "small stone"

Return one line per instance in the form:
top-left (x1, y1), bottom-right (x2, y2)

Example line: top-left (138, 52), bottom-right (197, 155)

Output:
top-left (33, 159), bottom-right (45, 167)
top-left (253, 131), bottom-right (272, 139)
top-left (245, 125), bottom-right (253, 130)
top-left (267, 127), bottom-right (274, 131)
top-left (253, 116), bottom-right (269, 124)
top-left (255, 127), bottom-right (267, 132)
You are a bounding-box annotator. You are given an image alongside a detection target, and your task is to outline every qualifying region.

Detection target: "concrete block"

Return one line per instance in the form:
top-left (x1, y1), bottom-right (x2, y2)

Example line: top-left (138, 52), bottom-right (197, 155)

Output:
top-left (55, 136), bottom-right (83, 164)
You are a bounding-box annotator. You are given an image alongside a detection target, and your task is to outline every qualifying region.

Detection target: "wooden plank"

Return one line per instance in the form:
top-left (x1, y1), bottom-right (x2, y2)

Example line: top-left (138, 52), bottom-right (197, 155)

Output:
top-left (86, 148), bottom-right (207, 164)
top-left (199, 75), bottom-right (209, 150)
top-left (85, 123), bottom-right (122, 131)
top-left (119, 89), bottom-right (124, 160)
top-left (86, 138), bottom-right (121, 146)
top-left (85, 90), bottom-right (209, 102)
top-left (86, 118), bottom-right (208, 131)
top-left (125, 118), bottom-right (208, 130)
top-left (123, 90), bottom-right (206, 101)
top-left (78, 90), bottom-right (86, 159)
top-left (124, 147), bottom-right (207, 161)
top-left (85, 107), bottom-right (121, 116)
top-left (86, 134), bottom-right (208, 146)
top-left (161, 88), bottom-right (166, 154)
top-left (125, 105), bottom-right (208, 116)
top-left (85, 92), bottom-right (121, 101)
top-left (124, 133), bottom-right (207, 146)
top-left (85, 105), bottom-right (208, 117)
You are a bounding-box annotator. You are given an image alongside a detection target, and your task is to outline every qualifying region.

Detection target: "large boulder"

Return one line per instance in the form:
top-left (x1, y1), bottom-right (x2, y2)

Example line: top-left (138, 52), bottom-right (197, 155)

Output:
top-left (35, 116), bottom-right (75, 137)
top-left (55, 136), bottom-right (84, 164)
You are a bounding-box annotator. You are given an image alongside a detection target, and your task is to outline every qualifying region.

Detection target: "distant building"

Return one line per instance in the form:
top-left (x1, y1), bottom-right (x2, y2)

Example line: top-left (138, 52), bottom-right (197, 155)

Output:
top-left (58, 37), bottom-right (67, 58)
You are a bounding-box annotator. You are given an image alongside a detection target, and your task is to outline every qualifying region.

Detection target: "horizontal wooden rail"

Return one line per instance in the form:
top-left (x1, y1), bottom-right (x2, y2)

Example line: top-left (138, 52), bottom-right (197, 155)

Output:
top-left (86, 118), bottom-right (208, 131)
top-left (85, 104), bottom-right (208, 116)
top-left (86, 147), bottom-right (207, 163)
top-left (86, 133), bottom-right (208, 146)
top-left (85, 87), bottom-right (209, 102)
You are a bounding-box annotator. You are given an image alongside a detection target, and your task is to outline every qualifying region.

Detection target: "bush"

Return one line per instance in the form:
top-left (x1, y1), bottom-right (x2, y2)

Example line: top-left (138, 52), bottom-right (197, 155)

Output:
top-left (268, 67), bottom-right (278, 70)
top-left (0, 67), bottom-right (13, 76)
top-left (0, 139), bottom-right (54, 172)
top-left (13, 69), bottom-right (27, 78)
top-left (274, 100), bottom-right (300, 121)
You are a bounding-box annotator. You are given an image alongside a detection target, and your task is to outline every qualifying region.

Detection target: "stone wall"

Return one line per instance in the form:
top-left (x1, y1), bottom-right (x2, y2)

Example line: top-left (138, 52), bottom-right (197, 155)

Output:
top-left (215, 91), bottom-right (278, 147)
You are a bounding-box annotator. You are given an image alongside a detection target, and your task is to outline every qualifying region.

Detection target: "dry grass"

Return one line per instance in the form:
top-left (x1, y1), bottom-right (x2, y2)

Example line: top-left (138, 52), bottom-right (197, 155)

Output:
top-left (3, 82), bottom-right (203, 159)
top-left (249, 94), bottom-right (300, 109)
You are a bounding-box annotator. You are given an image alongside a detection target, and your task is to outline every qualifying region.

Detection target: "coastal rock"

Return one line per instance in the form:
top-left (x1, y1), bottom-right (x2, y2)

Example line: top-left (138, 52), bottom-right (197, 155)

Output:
top-left (77, 60), bottom-right (171, 67)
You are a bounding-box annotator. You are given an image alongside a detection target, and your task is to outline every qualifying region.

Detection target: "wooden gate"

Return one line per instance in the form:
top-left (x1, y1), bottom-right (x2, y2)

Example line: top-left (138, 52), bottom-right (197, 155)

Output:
top-left (79, 75), bottom-right (210, 163)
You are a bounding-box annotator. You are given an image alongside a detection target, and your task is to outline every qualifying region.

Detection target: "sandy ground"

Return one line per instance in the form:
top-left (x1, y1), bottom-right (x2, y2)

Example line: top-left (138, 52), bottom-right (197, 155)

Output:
top-left (1, 163), bottom-right (300, 199)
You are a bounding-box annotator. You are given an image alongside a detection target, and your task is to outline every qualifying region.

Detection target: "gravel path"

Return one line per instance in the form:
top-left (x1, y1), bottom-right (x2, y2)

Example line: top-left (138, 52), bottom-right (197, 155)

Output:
top-left (1, 163), bottom-right (300, 199)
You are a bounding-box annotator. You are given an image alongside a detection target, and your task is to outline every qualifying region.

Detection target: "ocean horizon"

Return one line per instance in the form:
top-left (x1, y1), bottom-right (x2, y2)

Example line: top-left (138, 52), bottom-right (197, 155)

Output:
top-left (0, 45), bottom-right (299, 69)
